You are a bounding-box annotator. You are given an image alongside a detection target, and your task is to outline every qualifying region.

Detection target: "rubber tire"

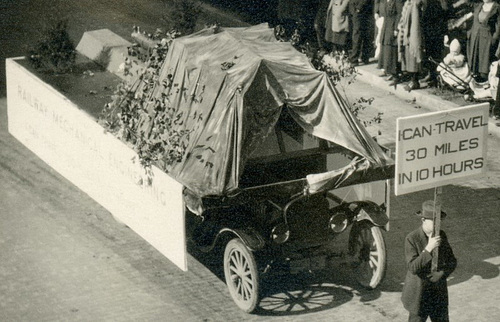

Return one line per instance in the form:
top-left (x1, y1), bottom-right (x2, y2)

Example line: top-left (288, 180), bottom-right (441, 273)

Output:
top-left (223, 238), bottom-right (260, 313)
top-left (349, 223), bottom-right (387, 289)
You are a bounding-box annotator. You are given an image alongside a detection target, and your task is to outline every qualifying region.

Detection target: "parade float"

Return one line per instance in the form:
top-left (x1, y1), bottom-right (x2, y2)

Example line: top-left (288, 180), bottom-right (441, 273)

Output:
top-left (7, 23), bottom-right (394, 312)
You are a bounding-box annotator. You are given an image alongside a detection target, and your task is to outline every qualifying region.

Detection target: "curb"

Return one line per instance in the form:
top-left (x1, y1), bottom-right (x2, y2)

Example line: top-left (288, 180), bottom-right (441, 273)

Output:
top-left (355, 63), bottom-right (500, 139)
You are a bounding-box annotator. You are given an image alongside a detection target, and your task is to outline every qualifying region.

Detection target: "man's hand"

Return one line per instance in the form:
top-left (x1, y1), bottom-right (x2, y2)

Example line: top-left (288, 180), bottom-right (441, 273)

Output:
top-left (428, 270), bottom-right (444, 282)
top-left (425, 233), bottom-right (441, 253)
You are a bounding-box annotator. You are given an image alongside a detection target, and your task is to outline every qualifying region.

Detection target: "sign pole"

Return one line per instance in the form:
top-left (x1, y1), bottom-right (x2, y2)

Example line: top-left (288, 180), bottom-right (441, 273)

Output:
top-left (431, 186), bottom-right (442, 272)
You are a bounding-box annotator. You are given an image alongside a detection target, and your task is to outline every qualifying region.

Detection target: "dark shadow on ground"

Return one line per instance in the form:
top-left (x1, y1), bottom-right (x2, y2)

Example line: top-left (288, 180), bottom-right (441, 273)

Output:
top-left (186, 181), bottom-right (500, 317)
top-left (256, 272), bottom-right (354, 316)
top-left (379, 184), bottom-right (500, 294)
top-left (187, 239), bottom-right (384, 316)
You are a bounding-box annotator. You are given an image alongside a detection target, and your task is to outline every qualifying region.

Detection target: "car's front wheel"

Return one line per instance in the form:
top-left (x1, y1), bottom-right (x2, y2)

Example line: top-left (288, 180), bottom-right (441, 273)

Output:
top-left (223, 238), bottom-right (260, 313)
top-left (348, 222), bottom-right (387, 289)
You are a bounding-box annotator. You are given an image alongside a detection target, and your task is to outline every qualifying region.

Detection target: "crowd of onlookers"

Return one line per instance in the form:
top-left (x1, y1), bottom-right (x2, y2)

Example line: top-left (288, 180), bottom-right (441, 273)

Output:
top-left (275, 0), bottom-right (500, 117)
top-left (278, 0), bottom-right (499, 94)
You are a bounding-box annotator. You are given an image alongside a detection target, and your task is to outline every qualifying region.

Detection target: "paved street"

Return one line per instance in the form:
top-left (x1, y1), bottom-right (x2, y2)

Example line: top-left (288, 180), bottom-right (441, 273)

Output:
top-left (1, 1), bottom-right (500, 321)
top-left (2, 74), bottom-right (500, 320)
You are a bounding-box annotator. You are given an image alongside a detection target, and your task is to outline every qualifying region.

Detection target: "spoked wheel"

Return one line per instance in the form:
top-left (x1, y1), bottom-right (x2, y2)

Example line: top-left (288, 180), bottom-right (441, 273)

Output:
top-left (349, 222), bottom-right (387, 289)
top-left (223, 238), bottom-right (260, 313)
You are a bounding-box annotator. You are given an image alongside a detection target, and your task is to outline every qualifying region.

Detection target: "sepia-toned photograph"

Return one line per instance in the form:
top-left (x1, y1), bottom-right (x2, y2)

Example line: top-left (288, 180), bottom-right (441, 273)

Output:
top-left (1, 1), bottom-right (499, 321)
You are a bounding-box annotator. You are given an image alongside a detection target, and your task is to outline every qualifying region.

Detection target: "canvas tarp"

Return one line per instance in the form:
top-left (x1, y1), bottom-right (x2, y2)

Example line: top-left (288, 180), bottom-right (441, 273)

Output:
top-left (141, 23), bottom-right (393, 197)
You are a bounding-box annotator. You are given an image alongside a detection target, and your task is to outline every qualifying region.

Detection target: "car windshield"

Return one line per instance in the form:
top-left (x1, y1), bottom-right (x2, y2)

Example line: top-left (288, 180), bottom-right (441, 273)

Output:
top-left (249, 118), bottom-right (320, 159)
top-left (241, 109), bottom-right (354, 188)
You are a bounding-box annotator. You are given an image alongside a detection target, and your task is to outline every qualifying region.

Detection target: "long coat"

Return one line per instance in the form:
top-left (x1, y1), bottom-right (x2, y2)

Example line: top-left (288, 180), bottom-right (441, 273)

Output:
top-left (325, 0), bottom-right (351, 44)
top-left (325, 0), bottom-right (350, 34)
top-left (377, 0), bottom-right (404, 74)
top-left (467, 2), bottom-right (500, 76)
top-left (379, 0), bottom-right (404, 47)
top-left (398, 0), bottom-right (423, 73)
top-left (401, 227), bottom-right (457, 315)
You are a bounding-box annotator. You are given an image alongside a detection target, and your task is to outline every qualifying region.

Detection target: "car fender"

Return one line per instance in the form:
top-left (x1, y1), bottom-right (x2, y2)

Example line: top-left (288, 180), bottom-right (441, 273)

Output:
top-left (200, 227), bottom-right (266, 253)
top-left (354, 201), bottom-right (389, 228)
top-left (220, 228), bottom-right (266, 251)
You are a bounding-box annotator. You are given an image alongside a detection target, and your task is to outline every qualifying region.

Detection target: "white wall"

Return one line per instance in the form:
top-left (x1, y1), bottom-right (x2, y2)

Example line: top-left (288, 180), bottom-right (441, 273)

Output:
top-left (7, 58), bottom-right (188, 271)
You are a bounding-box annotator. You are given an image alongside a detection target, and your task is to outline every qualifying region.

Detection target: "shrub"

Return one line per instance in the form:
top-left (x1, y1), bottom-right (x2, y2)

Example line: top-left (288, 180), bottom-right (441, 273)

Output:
top-left (162, 0), bottom-right (202, 35)
top-left (27, 19), bottom-right (76, 73)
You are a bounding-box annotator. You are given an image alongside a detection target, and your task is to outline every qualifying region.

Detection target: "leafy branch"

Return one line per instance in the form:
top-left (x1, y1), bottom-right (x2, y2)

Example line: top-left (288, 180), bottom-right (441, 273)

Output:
top-left (99, 27), bottom-right (199, 174)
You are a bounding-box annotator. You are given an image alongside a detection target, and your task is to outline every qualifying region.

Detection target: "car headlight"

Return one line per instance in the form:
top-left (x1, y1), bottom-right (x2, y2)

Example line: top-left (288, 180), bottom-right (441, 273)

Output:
top-left (329, 212), bottom-right (349, 233)
top-left (271, 223), bottom-right (290, 244)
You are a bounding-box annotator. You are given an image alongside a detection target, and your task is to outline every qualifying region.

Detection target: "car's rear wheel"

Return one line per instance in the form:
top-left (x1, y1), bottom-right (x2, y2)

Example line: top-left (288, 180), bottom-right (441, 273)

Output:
top-left (349, 222), bottom-right (386, 289)
top-left (224, 238), bottom-right (260, 313)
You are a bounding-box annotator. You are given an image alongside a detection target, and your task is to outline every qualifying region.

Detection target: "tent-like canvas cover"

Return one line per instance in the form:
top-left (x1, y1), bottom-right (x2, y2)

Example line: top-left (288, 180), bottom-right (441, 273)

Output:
top-left (137, 24), bottom-right (393, 197)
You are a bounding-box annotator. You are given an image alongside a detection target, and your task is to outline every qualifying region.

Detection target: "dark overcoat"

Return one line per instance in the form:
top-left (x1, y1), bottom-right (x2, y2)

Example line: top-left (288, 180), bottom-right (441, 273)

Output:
top-left (379, 0), bottom-right (404, 47)
top-left (401, 227), bottom-right (457, 315)
top-left (377, 0), bottom-right (404, 74)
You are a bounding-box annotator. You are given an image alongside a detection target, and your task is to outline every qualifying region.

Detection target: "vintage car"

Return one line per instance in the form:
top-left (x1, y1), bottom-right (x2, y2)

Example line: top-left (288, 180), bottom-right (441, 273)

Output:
top-left (101, 23), bottom-right (395, 312)
top-left (183, 108), bottom-right (393, 312)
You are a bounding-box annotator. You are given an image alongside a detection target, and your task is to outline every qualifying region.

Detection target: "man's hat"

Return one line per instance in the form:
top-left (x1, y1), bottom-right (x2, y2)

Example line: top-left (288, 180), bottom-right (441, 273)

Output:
top-left (415, 200), bottom-right (447, 219)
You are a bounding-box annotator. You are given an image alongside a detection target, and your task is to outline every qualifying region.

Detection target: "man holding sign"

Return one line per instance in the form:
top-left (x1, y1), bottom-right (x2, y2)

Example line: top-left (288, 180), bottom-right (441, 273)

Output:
top-left (401, 200), bottom-right (457, 322)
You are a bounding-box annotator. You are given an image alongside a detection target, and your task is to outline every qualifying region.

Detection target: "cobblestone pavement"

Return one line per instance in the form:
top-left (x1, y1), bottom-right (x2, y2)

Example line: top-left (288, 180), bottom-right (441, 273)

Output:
top-left (343, 75), bottom-right (500, 322)
top-left (1, 1), bottom-right (500, 320)
top-left (1, 69), bottom-right (500, 321)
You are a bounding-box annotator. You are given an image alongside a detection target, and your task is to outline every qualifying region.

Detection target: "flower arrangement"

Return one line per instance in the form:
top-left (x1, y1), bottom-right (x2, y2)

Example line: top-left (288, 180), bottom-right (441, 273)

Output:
top-left (319, 51), bottom-right (356, 84)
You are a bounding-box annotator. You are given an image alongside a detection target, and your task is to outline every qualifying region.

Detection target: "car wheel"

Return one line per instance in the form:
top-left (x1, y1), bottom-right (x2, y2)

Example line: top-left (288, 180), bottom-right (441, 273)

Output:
top-left (223, 238), bottom-right (260, 313)
top-left (349, 222), bottom-right (386, 289)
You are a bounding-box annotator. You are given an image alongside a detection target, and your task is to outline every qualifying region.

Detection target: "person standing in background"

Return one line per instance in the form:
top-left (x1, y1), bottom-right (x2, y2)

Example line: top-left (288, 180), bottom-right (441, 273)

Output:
top-left (419, 0), bottom-right (451, 87)
top-left (398, 0), bottom-right (423, 91)
top-left (314, 0), bottom-right (335, 51)
top-left (324, 0), bottom-right (352, 52)
top-left (467, 0), bottom-right (500, 82)
top-left (373, 0), bottom-right (385, 60)
top-left (349, 0), bottom-right (375, 65)
top-left (494, 46), bottom-right (500, 118)
top-left (377, 0), bottom-right (405, 85)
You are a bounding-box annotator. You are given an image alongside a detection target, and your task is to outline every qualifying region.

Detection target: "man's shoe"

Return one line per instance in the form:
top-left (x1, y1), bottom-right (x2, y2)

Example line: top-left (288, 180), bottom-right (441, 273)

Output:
top-left (410, 81), bottom-right (420, 90)
top-left (404, 81), bottom-right (420, 92)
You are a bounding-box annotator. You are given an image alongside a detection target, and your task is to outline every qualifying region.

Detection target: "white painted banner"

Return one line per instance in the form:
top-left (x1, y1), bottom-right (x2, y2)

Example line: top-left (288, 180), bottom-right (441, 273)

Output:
top-left (395, 103), bottom-right (489, 195)
top-left (6, 58), bottom-right (187, 271)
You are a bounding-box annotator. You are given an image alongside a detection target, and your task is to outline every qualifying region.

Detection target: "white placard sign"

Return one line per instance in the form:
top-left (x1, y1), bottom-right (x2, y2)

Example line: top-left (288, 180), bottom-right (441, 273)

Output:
top-left (395, 103), bottom-right (489, 195)
top-left (6, 58), bottom-right (187, 271)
